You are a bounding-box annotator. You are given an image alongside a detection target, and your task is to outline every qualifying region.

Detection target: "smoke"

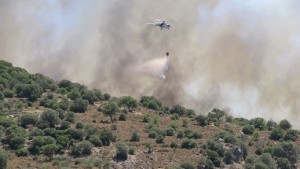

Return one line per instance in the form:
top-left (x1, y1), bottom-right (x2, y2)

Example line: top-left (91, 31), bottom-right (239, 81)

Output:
top-left (1, 0), bottom-right (300, 127)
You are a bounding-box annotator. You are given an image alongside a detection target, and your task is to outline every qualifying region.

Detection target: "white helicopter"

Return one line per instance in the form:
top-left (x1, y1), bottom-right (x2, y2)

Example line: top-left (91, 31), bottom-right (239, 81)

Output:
top-left (147, 20), bottom-right (170, 30)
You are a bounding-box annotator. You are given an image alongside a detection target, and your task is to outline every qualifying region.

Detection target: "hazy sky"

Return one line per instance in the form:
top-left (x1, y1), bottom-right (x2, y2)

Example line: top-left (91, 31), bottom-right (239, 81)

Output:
top-left (1, 0), bottom-right (300, 127)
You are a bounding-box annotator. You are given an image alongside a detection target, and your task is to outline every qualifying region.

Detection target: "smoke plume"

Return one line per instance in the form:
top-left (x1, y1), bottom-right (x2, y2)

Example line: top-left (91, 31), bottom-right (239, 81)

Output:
top-left (1, 0), bottom-right (300, 127)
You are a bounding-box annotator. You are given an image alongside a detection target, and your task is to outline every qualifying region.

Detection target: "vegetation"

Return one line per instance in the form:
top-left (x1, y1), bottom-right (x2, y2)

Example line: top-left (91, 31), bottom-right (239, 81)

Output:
top-left (0, 60), bottom-right (299, 169)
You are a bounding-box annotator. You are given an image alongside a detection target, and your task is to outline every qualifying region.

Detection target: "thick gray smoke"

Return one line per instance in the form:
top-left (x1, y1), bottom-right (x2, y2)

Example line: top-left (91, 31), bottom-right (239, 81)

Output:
top-left (1, 0), bottom-right (300, 127)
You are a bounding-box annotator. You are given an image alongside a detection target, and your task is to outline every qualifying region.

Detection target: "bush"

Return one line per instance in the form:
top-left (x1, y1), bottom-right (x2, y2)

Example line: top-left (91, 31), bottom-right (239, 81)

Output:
top-left (36, 120), bottom-right (50, 129)
top-left (180, 162), bottom-right (195, 169)
top-left (130, 132), bottom-right (140, 142)
top-left (156, 135), bottom-right (164, 144)
top-left (64, 111), bottom-right (75, 123)
top-left (0, 152), bottom-right (8, 169)
top-left (170, 142), bottom-right (178, 149)
top-left (29, 129), bottom-right (45, 139)
top-left (148, 131), bottom-right (157, 138)
top-left (43, 128), bottom-right (57, 137)
top-left (81, 90), bottom-right (98, 104)
top-left (0, 118), bottom-right (15, 128)
top-left (71, 141), bottom-right (93, 156)
top-left (272, 142), bottom-right (298, 165)
top-left (88, 135), bottom-right (103, 147)
top-left (206, 140), bottom-right (224, 157)
top-left (250, 117), bottom-right (266, 130)
top-left (242, 125), bottom-right (255, 135)
top-left (66, 128), bottom-right (84, 141)
top-left (116, 142), bottom-right (128, 160)
top-left (128, 147), bottom-right (135, 155)
top-left (14, 83), bottom-right (43, 101)
top-left (266, 120), bottom-right (277, 131)
top-left (284, 129), bottom-right (298, 141)
top-left (142, 113), bottom-right (151, 123)
top-left (15, 148), bottom-right (29, 157)
top-left (99, 128), bottom-right (113, 146)
top-left (269, 127), bottom-right (285, 140)
top-left (118, 96), bottom-right (138, 112)
top-left (166, 128), bottom-right (175, 136)
top-left (258, 153), bottom-right (277, 169)
top-left (42, 143), bottom-right (57, 159)
top-left (182, 119), bottom-right (188, 127)
top-left (192, 131), bottom-right (203, 139)
top-left (76, 122), bottom-right (84, 129)
top-left (197, 158), bottom-right (214, 169)
top-left (29, 136), bottom-right (56, 155)
top-left (60, 120), bottom-right (70, 130)
top-left (3, 90), bottom-right (14, 98)
top-left (40, 109), bottom-right (59, 128)
top-left (170, 104), bottom-right (186, 116)
top-left (177, 131), bottom-right (184, 138)
top-left (181, 139), bottom-right (197, 149)
top-left (195, 115), bottom-right (207, 126)
top-left (207, 150), bottom-right (221, 167)
top-left (70, 98), bottom-right (88, 113)
top-left (276, 158), bottom-right (291, 169)
top-left (223, 150), bottom-right (234, 164)
top-left (279, 119), bottom-right (292, 130)
top-left (118, 113), bottom-right (126, 121)
top-left (140, 96), bottom-right (162, 110)
top-left (56, 135), bottom-right (69, 149)
top-left (9, 136), bottom-right (25, 149)
top-left (254, 161), bottom-right (268, 169)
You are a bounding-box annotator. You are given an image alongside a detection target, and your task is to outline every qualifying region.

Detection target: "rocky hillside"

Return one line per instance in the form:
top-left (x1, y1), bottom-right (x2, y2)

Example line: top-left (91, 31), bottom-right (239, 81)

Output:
top-left (0, 60), bottom-right (299, 169)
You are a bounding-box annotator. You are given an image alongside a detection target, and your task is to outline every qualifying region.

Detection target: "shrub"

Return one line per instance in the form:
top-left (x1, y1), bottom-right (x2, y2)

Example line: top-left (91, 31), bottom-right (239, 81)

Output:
top-left (177, 131), bottom-right (184, 138)
top-left (148, 131), bottom-right (157, 138)
top-left (284, 129), bottom-right (298, 141)
top-left (111, 124), bottom-right (117, 130)
top-left (56, 135), bottom-right (70, 149)
top-left (197, 158), bottom-right (214, 169)
top-left (81, 90), bottom-right (98, 104)
top-left (14, 83), bottom-right (43, 101)
top-left (0, 118), bottom-right (15, 128)
top-left (64, 111), bottom-right (75, 123)
top-left (70, 98), bottom-right (88, 113)
top-left (170, 142), bottom-right (178, 149)
top-left (266, 120), bottom-right (277, 131)
top-left (166, 128), bottom-right (175, 136)
top-left (0, 152), bottom-right (8, 169)
top-left (156, 135), bottom-right (164, 144)
top-left (60, 120), bottom-right (70, 130)
top-left (254, 161), bottom-right (268, 169)
top-left (115, 142), bottom-right (128, 160)
top-left (15, 148), bottom-right (29, 157)
top-left (279, 119), bottom-right (292, 130)
top-left (40, 109), bottom-right (59, 128)
top-left (206, 140), bottom-right (224, 157)
top-left (3, 90), bottom-right (14, 98)
top-left (99, 128), bottom-right (113, 146)
top-left (118, 96), bottom-right (138, 112)
top-left (142, 113), bottom-right (151, 123)
top-left (195, 114), bottom-right (207, 126)
top-left (76, 122), bottom-right (84, 129)
top-left (128, 147), bottom-right (135, 155)
top-left (181, 139), bottom-right (197, 149)
top-left (29, 129), bottom-right (45, 139)
top-left (43, 128), bottom-right (57, 138)
top-left (42, 143), bottom-right (57, 159)
top-left (182, 119), bottom-right (188, 127)
top-left (170, 104), bottom-right (186, 116)
top-left (88, 135), bottom-right (103, 147)
top-left (272, 142), bottom-right (298, 165)
top-left (192, 131), bottom-right (203, 139)
top-left (223, 150), bottom-right (234, 164)
top-left (9, 136), bottom-right (25, 149)
top-left (269, 127), bottom-right (285, 140)
top-left (207, 150), bottom-right (221, 167)
top-left (276, 158), bottom-right (291, 169)
top-left (140, 96), bottom-right (162, 110)
top-left (258, 153), bottom-right (277, 169)
top-left (242, 125), bottom-right (255, 135)
top-left (36, 120), bottom-right (50, 129)
top-left (29, 136), bottom-right (56, 155)
top-left (71, 141), bottom-right (93, 156)
top-left (66, 128), bottom-right (84, 141)
top-left (130, 132), bottom-right (140, 142)
top-left (180, 162), bottom-right (195, 169)
top-left (171, 114), bottom-right (179, 120)
top-left (101, 101), bottom-right (119, 123)
top-left (250, 117), bottom-right (266, 130)
top-left (118, 113), bottom-right (126, 121)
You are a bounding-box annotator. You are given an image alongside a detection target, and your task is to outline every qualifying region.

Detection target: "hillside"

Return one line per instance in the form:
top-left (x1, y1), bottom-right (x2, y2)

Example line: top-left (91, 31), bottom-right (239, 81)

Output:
top-left (0, 60), bottom-right (299, 169)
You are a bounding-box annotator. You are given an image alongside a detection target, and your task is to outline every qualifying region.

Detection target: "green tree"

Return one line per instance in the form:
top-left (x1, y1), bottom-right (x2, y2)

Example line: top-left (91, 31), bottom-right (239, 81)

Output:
top-left (269, 127), bottom-right (285, 140)
top-left (276, 158), bottom-right (291, 169)
top-left (272, 142), bottom-right (298, 165)
top-left (115, 142), bottom-right (128, 160)
top-left (170, 104), bottom-right (186, 116)
top-left (19, 114), bottom-right (38, 128)
top-left (118, 96), bottom-right (138, 112)
top-left (223, 150), bottom-right (234, 164)
top-left (242, 125), bottom-right (255, 135)
top-left (71, 140), bottom-right (93, 156)
top-left (64, 111), bottom-right (75, 123)
top-left (40, 109), bottom-right (59, 128)
top-left (42, 144), bottom-right (57, 160)
top-left (101, 101), bottom-right (119, 123)
top-left (250, 117), bottom-right (266, 130)
top-left (279, 119), bottom-right (292, 130)
top-left (14, 83), bottom-right (43, 101)
top-left (70, 98), bottom-right (88, 113)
